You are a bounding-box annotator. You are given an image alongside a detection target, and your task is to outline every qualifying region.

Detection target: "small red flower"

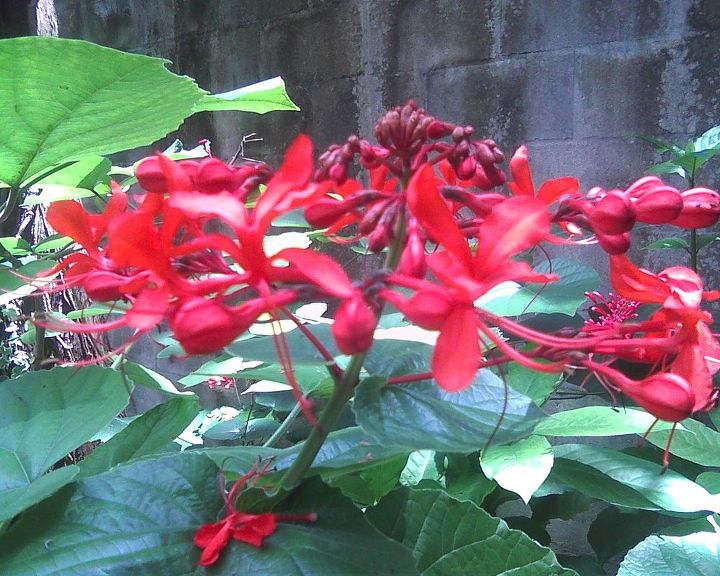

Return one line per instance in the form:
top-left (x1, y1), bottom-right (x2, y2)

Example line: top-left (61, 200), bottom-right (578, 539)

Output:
top-left (194, 462), bottom-right (316, 567)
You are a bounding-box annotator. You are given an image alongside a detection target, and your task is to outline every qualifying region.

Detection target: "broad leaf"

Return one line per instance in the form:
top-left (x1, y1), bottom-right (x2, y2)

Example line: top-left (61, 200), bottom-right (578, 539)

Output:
top-left (618, 532), bottom-right (720, 576)
top-left (0, 37), bottom-right (199, 188)
top-left (481, 436), bottom-right (553, 503)
top-left (79, 395), bottom-right (200, 477)
top-left (121, 361), bottom-right (195, 396)
top-left (195, 77), bottom-right (300, 114)
top-left (353, 373), bottom-right (545, 452)
top-left (0, 236), bottom-right (31, 256)
top-left (480, 258), bottom-right (600, 316)
top-left (535, 406), bottom-right (676, 437)
top-left (0, 454), bottom-right (418, 575)
top-left (366, 488), bottom-right (577, 575)
top-left (553, 444), bottom-right (720, 513)
top-left (325, 455), bottom-right (408, 506)
top-left (0, 260), bottom-right (55, 306)
top-left (0, 366), bottom-right (130, 521)
top-left (400, 451), bottom-right (443, 486)
top-left (588, 506), bottom-right (658, 563)
top-left (505, 362), bottom-right (562, 405)
top-left (646, 418), bottom-right (720, 467)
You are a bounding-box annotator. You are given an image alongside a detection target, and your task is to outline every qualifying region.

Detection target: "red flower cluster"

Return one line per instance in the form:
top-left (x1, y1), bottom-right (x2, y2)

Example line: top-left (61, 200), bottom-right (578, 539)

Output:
top-left (41, 101), bottom-right (720, 445)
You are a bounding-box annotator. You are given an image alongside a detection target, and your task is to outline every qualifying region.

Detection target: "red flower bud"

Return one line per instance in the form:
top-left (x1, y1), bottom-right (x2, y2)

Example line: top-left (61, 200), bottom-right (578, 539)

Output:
top-left (332, 296), bottom-right (377, 355)
top-left (136, 157), bottom-right (168, 193)
top-left (622, 373), bottom-right (695, 422)
top-left (597, 231), bottom-right (631, 255)
top-left (632, 186), bottom-right (683, 224)
top-left (456, 156), bottom-right (477, 180)
top-left (671, 188), bottom-right (720, 228)
top-left (171, 297), bottom-right (261, 355)
top-left (589, 191), bottom-right (636, 235)
top-left (196, 158), bottom-right (240, 194)
top-left (427, 120), bottom-right (454, 139)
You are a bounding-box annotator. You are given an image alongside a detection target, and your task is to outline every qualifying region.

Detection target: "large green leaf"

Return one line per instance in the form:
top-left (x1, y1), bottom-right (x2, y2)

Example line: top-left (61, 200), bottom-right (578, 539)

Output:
top-left (78, 395), bottom-right (200, 477)
top-left (366, 488), bottom-right (577, 575)
top-left (535, 406), bottom-right (677, 437)
top-left (552, 444), bottom-right (720, 513)
top-left (505, 362), bottom-right (562, 406)
top-left (0, 453), bottom-right (418, 575)
top-left (324, 455), bottom-right (408, 506)
top-left (618, 532), bottom-right (720, 576)
top-left (195, 76), bottom-right (300, 114)
top-left (0, 366), bottom-right (130, 521)
top-left (481, 436), bottom-right (553, 503)
top-left (588, 506), bottom-right (658, 563)
top-left (645, 418), bottom-right (720, 467)
top-left (479, 258), bottom-right (600, 317)
top-left (0, 37), bottom-right (199, 187)
top-left (353, 373), bottom-right (545, 452)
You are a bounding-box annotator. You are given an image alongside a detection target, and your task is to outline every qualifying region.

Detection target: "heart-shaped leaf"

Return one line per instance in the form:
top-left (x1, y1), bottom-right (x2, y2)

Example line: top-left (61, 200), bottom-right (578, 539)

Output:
top-left (618, 532), bottom-right (720, 576)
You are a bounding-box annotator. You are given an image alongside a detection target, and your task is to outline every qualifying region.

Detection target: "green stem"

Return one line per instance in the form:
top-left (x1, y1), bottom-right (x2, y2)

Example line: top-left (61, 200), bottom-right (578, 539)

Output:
top-left (263, 401), bottom-right (303, 448)
top-left (275, 210), bottom-right (409, 492)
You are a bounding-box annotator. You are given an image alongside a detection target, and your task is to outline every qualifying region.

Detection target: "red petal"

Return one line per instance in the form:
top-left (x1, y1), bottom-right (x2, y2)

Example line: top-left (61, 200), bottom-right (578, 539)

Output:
top-left (610, 255), bottom-right (669, 304)
top-left (46, 201), bottom-right (96, 253)
top-left (275, 248), bottom-right (355, 298)
top-left (537, 177), bottom-right (579, 204)
top-left (332, 296), bottom-right (377, 354)
top-left (508, 145), bottom-right (535, 197)
top-left (407, 164), bottom-right (472, 268)
top-left (432, 307), bottom-right (481, 391)
top-left (125, 289), bottom-right (169, 331)
top-left (195, 521), bottom-right (233, 566)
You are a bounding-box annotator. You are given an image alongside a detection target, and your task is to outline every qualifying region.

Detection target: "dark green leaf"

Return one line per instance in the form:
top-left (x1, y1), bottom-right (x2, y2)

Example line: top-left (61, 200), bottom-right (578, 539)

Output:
top-left (505, 362), bottom-right (562, 406)
top-left (78, 395), bottom-right (200, 477)
top-left (0, 37), bottom-right (200, 188)
top-left (444, 454), bottom-right (496, 506)
top-left (588, 506), bottom-right (658, 563)
top-left (0, 366), bottom-right (130, 521)
top-left (697, 234), bottom-right (720, 250)
top-left (325, 455), bottom-right (408, 506)
top-left (121, 361), bottom-right (194, 396)
top-left (645, 160), bottom-right (688, 179)
top-left (618, 532), bottom-right (720, 576)
top-left (479, 258), bottom-right (600, 316)
top-left (553, 444), bottom-right (720, 513)
top-left (354, 373), bottom-right (545, 452)
top-left (366, 488), bottom-right (577, 575)
top-left (634, 134), bottom-right (675, 152)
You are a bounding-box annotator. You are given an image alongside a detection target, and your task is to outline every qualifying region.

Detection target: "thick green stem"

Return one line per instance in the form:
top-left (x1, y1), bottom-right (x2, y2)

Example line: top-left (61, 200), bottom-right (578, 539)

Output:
top-left (275, 209), bottom-right (409, 492)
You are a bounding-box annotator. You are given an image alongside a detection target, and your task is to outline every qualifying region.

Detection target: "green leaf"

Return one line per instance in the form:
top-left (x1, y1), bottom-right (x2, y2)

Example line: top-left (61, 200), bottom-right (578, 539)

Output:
top-left (1, 453), bottom-right (418, 575)
top-left (32, 234), bottom-right (72, 253)
top-left (479, 258), bottom-right (600, 316)
top-left (0, 236), bottom-right (31, 256)
top-left (696, 472), bottom-right (720, 495)
top-left (634, 134), bottom-right (676, 152)
top-left (535, 406), bottom-right (677, 437)
top-left (353, 373), bottom-right (545, 452)
top-left (698, 234), bottom-right (720, 250)
top-left (400, 451), bottom-right (443, 486)
top-left (505, 362), bottom-right (562, 406)
top-left (0, 260), bottom-right (55, 306)
top-left (618, 532), bottom-right (720, 576)
top-left (444, 454), bottom-right (496, 506)
top-left (0, 37), bottom-right (200, 188)
top-left (588, 506), bottom-right (658, 563)
top-left (691, 124), bottom-right (720, 153)
top-left (195, 76), bottom-right (300, 114)
top-left (78, 395), bottom-right (200, 477)
top-left (121, 361), bottom-right (194, 396)
top-left (227, 323), bottom-right (338, 364)
top-left (643, 237), bottom-right (690, 250)
top-left (36, 155), bottom-right (111, 189)
top-left (645, 160), bottom-right (688, 179)
top-left (481, 436), bottom-right (553, 503)
top-left (0, 366), bottom-right (130, 521)
top-left (22, 183), bottom-right (107, 206)
top-left (325, 455), bottom-right (408, 506)
top-left (553, 444), bottom-right (720, 513)
top-left (645, 418), bottom-right (720, 467)
top-left (366, 488), bottom-right (577, 575)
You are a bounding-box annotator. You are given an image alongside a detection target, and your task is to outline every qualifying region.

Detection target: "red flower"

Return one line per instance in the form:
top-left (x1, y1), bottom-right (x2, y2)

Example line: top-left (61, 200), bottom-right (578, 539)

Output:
top-left (194, 463), bottom-right (316, 567)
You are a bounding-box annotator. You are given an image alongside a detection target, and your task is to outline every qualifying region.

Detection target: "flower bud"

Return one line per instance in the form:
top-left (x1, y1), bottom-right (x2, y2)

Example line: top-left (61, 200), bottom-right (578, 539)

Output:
top-left (622, 373), bottom-right (695, 422)
top-left (427, 120), bottom-right (454, 139)
top-left (632, 186), bottom-right (683, 224)
top-left (456, 156), bottom-right (477, 180)
top-left (196, 158), bottom-right (240, 194)
top-left (589, 191), bottom-right (636, 235)
top-left (671, 188), bottom-right (720, 228)
top-left (332, 296), bottom-right (377, 355)
top-left (171, 297), bottom-right (260, 355)
top-left (597, 231), bottom-right (631, 255)
top-left (136, 157), bottom-right (168, 193)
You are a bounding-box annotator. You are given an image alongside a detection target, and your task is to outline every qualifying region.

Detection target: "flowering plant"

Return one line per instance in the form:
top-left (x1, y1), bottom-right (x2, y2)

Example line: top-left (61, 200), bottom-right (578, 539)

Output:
top-left (1, 38), bottom-right (720, 576)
